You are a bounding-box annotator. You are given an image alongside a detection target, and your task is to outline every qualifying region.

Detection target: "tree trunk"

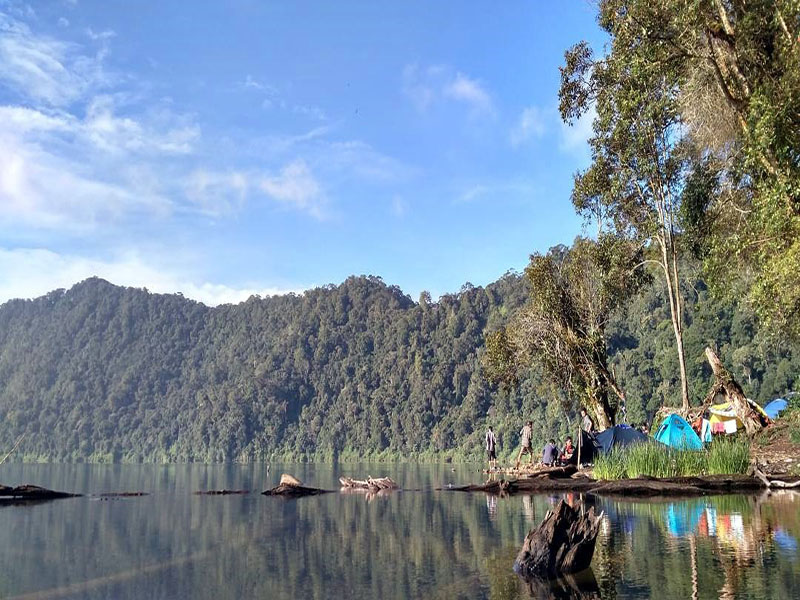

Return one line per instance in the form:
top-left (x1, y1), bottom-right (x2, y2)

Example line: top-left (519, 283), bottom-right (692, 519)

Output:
top-left (584, 384), bottom-right (614, 431)
top-left (704, 347), bottom-right (767, 435)
top-left (659, 231), bottom-right (690, 411)
top-left (514, 499), bottom-right (603, 578)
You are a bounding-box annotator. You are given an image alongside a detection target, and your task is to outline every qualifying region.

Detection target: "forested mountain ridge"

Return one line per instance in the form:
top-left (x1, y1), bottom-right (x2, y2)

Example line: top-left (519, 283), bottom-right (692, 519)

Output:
top-left (0, 267), bottom-right (797, 463)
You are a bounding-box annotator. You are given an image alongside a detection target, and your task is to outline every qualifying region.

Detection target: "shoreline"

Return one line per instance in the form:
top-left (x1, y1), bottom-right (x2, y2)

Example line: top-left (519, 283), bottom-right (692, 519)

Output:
top-left (438, 471), bottom-right (799, 498)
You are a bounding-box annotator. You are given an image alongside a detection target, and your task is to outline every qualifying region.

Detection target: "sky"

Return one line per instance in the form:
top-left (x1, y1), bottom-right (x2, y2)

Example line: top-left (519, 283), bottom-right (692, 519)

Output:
top-left (0, 0), bottom-right (605, 305)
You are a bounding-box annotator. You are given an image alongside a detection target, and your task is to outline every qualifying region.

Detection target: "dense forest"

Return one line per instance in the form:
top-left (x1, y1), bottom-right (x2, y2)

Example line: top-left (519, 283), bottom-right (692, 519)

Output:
top-left (0, 261), bottom-right (796, 463)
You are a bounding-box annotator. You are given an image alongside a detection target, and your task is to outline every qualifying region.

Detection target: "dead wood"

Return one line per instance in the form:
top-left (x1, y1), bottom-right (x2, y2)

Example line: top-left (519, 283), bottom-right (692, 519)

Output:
top-left (263, 474), bottom-right (331, 497)
top-left (514, 500), bottom-right (603, 578)
top-left (0, 484), bottom-right (81, 501)
top-left (339, 476), bottom-right (399, 492)
top-left (704, 346), bottom-right (770, 435)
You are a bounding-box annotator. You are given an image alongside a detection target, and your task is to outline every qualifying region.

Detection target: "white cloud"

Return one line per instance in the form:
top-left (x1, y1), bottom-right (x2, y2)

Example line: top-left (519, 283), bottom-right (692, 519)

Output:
top-left (0, 247), bottom-right (306, 306)
top-left (57, 17), bottom-right (69, 27)
top-left (0, 101), bottom-right (199, 230)
top-left (510, 106), bottom-right (546, 147)
top-left (184, 169), bottom-right (248, 216)
top-left (0, 10), bottom-right (110, 106)
top-left (259, 160), bottom-right (326, 218)
top-left (402, 64), bottom-right (493, 117)
top-left (85, 27), bottom-right (115, 41)
top-left (0, 127), bottom-right (171, 230)
top-left (559, 104), bottom-right (596, 156)
top-left (455, 180), bottom-right (537, 204)
top-left (443, 72), bottom-right (493, 116)
top-left (82, 95), bottom-right (199, 155)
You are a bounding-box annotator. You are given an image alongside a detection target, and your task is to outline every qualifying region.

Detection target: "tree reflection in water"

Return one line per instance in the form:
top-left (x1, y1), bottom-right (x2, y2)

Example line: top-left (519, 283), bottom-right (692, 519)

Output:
top-left (0, 464), bottom-right (797, 600)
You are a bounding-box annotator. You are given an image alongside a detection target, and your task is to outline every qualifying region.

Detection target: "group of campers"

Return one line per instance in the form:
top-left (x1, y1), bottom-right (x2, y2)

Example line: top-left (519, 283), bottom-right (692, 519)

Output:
top-left (483, 408), bottom-right (601, 471)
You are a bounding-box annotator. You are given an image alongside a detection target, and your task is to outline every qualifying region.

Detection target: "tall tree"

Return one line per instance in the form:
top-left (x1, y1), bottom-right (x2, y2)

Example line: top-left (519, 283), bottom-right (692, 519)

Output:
top-left (572, 0), bottom-right (800, 337)
top-left (560, 15), bottom-right (693, 409)
top-left (485, 236), bottom-right (650, 430)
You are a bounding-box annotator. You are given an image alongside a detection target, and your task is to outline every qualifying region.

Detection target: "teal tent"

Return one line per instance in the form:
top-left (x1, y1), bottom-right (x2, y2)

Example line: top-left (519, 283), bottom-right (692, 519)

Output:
top-left (654, 414), bottom-right (703, 450)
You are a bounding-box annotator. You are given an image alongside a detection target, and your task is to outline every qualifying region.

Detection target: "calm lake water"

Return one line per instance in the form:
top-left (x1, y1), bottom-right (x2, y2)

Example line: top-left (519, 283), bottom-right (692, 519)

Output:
top-left (0, 463), bottom-right (798, 599)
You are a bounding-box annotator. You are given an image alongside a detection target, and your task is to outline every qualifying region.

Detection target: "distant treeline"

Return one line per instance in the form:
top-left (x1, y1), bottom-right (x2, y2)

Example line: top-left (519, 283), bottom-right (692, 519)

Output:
top-left (0, 263), bottom-right (796, 463)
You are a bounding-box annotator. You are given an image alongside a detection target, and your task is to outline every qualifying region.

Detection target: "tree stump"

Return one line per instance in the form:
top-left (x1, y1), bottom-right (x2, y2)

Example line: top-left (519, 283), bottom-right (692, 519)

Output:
top-left (279, 473), bottom-right (303, 486)
top-left (704, 347), bottom-right (769, 435)
top-left (262, 474), bottom-right (331, 497)
top-left (513, 500), bottom-right (603, 579)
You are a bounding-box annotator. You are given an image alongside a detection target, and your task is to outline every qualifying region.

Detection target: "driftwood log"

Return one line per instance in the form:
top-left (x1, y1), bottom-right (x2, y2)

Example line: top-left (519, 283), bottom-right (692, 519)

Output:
top-left (194, 490), bottom-right (250, 496)
top-left (703, 347), bottom-right (769, 435)
top-left (339, 476), bottom-right (399, 492)
top-left (752, 465), bottom-right (800, 490)
top-left (441, 472), bottom-right (782, 498)
top-left (514, 500), bottom-right (603, 578)
top-left (0, 484), bottom-right (81, 501)
top-left (262, 474), bottom-right (331, 497)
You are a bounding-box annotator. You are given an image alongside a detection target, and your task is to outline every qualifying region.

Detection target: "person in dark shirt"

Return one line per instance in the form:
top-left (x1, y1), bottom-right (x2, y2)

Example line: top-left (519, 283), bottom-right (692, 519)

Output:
top-left (485, 426), bottom-right (498, 471)
top-left (542, 439), bottom-right (558, 466)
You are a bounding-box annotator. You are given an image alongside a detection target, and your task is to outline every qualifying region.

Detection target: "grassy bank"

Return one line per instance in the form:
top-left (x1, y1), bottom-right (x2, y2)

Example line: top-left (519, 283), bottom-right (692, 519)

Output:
top-left (593, 438), bottom-right (751, 480)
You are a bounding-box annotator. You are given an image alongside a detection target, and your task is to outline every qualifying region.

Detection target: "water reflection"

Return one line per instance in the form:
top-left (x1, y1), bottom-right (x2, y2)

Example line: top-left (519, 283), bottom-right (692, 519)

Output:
top-left (0, 464), bottom-right (797, 599)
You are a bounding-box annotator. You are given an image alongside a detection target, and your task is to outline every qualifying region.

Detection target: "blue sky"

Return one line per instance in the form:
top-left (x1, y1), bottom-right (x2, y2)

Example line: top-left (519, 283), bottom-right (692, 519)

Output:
top-left (0, 0), bottom-right (604, 305)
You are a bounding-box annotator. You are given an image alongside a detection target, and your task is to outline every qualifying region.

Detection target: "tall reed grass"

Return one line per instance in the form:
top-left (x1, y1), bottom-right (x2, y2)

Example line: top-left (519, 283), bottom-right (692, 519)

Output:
top-left (593, 438), bottom-right (751, 480)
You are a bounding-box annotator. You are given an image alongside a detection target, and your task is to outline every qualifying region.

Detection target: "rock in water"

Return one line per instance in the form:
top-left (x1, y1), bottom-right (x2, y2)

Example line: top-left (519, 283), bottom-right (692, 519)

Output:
top-left (514, 500), bottom-right (603, 579)
top-left (279, 474), bottom-right (302, 487)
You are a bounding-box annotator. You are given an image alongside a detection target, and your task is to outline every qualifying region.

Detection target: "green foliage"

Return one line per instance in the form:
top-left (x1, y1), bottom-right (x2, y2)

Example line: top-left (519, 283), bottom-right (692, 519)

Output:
top-left (486, 236), bottom-right (649, 429)
top-left (572, 0), bottom-right (800, 339)
top-left (594, 439), bottom-right (751, 480)
top-left (0, 256), bottom-right (797, 463)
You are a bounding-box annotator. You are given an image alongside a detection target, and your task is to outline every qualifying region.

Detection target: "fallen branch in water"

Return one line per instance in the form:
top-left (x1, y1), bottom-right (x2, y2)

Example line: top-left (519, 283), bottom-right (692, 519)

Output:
top-left (753, 466), bottom-right (800, 490)
top-left (339, 476), bottom-right (399, 492)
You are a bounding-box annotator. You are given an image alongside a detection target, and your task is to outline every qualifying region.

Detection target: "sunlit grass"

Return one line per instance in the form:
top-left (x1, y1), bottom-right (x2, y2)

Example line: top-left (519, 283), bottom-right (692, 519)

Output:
top-left (593, 438), bottom-right (751, 480)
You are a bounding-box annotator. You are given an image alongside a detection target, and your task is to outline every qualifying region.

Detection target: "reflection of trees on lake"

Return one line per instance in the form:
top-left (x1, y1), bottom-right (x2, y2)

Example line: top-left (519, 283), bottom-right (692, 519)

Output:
top-left (0, 467), bottom-right (798, 600)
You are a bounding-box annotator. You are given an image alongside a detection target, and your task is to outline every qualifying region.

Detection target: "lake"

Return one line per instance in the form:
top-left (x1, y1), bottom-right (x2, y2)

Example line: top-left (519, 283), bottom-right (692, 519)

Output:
top-left (0, 463), bottom-right (798, 599)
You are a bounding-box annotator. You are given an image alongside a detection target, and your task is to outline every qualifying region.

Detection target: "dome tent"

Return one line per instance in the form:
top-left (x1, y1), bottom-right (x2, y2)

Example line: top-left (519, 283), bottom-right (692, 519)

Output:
top-left (654, 414), bottom-right (703, 450)
top-left (595, 425), bottom-right (648, 454)
top-left (764, 398), bottom-right (788, 420)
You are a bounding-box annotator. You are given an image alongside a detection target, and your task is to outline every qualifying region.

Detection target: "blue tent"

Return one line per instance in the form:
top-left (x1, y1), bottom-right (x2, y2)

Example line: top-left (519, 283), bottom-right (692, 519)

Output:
top-left (764, 398), bottom-right (788, 420)
top-left (595, 425), bottom-right (648, 454)
top-left (654, 414), bottom-right (703, 450)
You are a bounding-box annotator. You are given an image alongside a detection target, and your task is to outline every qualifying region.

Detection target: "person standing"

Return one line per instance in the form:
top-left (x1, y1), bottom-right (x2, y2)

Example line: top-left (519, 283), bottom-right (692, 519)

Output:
top-left (515, 421), bottom-right (534, 469)
top-left (580, 408), bottom-right (594, 434)
top-left (485, 426), bottom-right (498, 471)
